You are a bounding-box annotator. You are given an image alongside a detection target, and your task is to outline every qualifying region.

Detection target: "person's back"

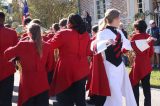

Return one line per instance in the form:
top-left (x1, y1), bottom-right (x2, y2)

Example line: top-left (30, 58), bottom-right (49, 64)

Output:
top-left (0, 26), bottom-right (18, 80)
top-left (58, 29), bottom-right (89, 58)
top-left (4, 23), bottom-right (52, 106)
top-left (11, 41), bottom-right (51, 72)
top-left (50, 29), bottom-right (90, 88)
top-left (130, 20), bottom-right (153, 106)
top-left (0, 11), bottom-right (18, 106)
top-left (49, 13), bottom-right (90, 106)
top-left (131, 33), bottom-right (153, 67)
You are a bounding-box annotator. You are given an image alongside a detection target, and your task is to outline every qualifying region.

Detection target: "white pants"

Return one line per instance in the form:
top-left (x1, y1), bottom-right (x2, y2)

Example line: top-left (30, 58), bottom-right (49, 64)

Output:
top-left (103, 61), bottom-right (137, 106)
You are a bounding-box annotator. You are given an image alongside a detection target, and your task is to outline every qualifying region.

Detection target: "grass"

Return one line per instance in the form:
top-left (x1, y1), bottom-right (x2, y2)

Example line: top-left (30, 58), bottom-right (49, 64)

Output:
top-left (127, 68), bottom-right (160, 88)
top-left (150, 70), bottom-right (160, 88)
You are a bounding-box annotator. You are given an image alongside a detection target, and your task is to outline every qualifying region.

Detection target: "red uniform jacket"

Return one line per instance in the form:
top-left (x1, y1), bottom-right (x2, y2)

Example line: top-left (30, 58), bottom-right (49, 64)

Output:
top-left (87, 36), bottom-right (111, 96)
top-left (42, 33), bottom-right (56, 72)
top-left (43, 33), bottom-right (54, 42)
top-left (4, 41), bottom-right (53, 106)
top-left (49, 29), bottom-right (90, 96)
top-left (0, 26), bottom-right (18, 81)
top-left (129, 33), bottom-right (153, 86)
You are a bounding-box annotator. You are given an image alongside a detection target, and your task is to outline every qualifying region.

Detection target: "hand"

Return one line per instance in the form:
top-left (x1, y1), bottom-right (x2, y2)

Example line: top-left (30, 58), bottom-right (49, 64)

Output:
top-left (147, 37), bottom-right (157, 43)
top-left (106, 39), bottom-right (116, 45)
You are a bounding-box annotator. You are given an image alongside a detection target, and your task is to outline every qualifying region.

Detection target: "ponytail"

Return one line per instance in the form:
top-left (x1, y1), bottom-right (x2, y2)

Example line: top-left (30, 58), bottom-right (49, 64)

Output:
top-left (99, 18), bottom-right (108, 31)
top-left (99, 9), bottom-right (120, 30)
top-left (28, 23), bottom-right (42, 57)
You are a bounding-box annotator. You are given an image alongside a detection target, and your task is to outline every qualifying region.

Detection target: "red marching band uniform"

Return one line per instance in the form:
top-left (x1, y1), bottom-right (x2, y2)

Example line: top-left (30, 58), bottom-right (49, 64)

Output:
top-left (4, 41), bottom-right (54, 106)
top-left (49, 29), bottom-right (90, 96)
top-left (0, 26), bottom-right (18, 81)
top-left (129, 33), bottom-right (154, 86)
top-left (87, 36), bottom-right (111, 97)
top-left (43, 33), bottom-right (54, 42)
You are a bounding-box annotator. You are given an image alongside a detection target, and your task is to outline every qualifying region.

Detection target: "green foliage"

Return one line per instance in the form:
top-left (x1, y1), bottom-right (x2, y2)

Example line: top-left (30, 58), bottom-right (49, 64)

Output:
top-left (28, 0), bottom-right (78, 28)
top-left (11, 0), bottom-right (22, 23)
top-left (126, 20), bottom-right (134, 35)
top-left (127, 67), bottom-right (160, 88)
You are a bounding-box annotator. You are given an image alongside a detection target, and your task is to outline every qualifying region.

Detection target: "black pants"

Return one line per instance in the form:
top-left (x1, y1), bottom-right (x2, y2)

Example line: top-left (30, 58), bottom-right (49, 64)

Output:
top-left (56, 78), bottom-right (86, 106)
top-left (23, 91), bottom-right (49, 106)
top-left (133, 73), bottom-right (151, 106)
top-left (0, 74), bottom-right (14, 106)
top-left (91, 95), bottom-right (106, 106)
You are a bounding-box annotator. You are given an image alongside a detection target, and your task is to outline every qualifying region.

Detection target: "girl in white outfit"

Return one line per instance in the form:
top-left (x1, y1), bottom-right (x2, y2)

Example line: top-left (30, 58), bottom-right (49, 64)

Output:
top-left (90, 9), bottom-right (156, 106)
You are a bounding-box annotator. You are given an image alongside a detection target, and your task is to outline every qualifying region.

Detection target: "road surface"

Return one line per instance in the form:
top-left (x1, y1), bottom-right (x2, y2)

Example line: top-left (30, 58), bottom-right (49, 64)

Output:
top-left (12, 72), bottom-right (160, 106)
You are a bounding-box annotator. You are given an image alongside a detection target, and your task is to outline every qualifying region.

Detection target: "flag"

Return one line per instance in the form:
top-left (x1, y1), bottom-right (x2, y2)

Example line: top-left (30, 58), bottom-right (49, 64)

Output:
top-left (22, 0), bottom-right (30, 25)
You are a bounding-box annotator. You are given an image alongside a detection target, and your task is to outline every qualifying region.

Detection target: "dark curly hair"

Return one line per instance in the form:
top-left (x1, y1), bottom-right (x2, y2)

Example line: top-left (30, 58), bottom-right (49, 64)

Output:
top-left (68, 13), bottom-right (86, 34)
top-left (134, 19), bottom-right (147, 33)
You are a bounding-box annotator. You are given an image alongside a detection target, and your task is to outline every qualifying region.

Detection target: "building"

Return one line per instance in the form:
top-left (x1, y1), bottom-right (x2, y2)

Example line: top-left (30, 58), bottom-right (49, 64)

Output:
top-left (128, 0), bottom-right (160, 26)
top-left (79, 0), bottom-right (160, 26)
top-left (79, 0), bottom-right (127, 25)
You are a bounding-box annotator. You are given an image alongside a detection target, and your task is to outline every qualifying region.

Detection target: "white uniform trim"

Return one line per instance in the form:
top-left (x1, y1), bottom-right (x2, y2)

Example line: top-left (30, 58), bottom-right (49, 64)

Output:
top-left (91, 29), bottom-right (150, 53)
top-left (135, 40), bottom-right (150, 52)
top-left (91, 28), bottom-right (138, 106)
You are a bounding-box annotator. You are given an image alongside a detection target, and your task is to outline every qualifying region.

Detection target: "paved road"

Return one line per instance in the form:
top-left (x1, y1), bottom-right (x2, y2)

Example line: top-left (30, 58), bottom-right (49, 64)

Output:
top-left (12, 72), bottom-right (160, 106)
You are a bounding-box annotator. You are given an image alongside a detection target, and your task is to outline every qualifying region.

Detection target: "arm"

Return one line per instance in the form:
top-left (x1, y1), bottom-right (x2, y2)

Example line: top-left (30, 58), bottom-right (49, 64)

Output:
top-left (120, 30), bottom-right (150, 52)
top-left (90, 31), bottom-right (111, 54)
top-left (49, 31), bottom-right (65, 50)
top-left (4, 42), bottom-right (21, 62)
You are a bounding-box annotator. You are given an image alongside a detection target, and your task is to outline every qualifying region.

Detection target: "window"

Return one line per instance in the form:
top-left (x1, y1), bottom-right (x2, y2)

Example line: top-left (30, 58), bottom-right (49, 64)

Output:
top-left (96, 0), bottom-right (106, 19)
top-left (137, 0), bottom-right (143, 13)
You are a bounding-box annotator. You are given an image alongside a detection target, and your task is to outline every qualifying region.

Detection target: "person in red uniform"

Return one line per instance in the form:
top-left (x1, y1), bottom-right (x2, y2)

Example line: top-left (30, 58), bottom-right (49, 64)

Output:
top-left (43, 23), bottom-right (60, 42)
top-left (21, 17), bottom-right (32, 38)
top-left (49, 13), bottom-right (90, 106)
top-left (59, 18), bottom-right (67, 30)
top-left (0, 12), bottom-right (18, 106)
top-left (129, 20), bottom-right (154, 106)
top-left (4, 23), bottom-right (53, 106)
top-left (86, 25), bottom-right (109, 106)
top-left (46, 23), bottom-right (60, 85)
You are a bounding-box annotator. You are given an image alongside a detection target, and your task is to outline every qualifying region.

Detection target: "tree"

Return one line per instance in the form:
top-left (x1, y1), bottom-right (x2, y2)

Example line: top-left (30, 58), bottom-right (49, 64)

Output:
top-left (11, 0), bottom-right (22, 23)
top-left (28, 0), bottom-right (78, 28)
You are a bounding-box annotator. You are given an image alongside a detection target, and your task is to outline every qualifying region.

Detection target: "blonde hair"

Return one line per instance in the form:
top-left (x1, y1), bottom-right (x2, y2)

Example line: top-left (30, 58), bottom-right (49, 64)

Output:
top-left (99, 9), bottom-right (120, 30)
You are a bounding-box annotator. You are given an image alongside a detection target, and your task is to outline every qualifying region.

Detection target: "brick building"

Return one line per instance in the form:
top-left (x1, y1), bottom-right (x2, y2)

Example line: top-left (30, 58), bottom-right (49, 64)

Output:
top-left (79, 0), bottom-right (128, 25)
top-left (79, 0), bottom-right (160, 26)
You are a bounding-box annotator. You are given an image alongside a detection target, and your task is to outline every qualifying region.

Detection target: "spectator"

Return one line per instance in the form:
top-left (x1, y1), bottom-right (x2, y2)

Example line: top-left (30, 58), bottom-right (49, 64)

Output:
top-left (147, 20), bottom-right (160, 69)
top-left (82, 11), bottom-right (92, 33)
